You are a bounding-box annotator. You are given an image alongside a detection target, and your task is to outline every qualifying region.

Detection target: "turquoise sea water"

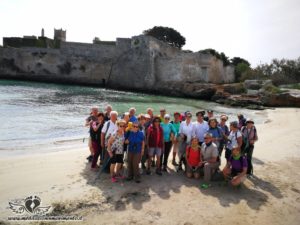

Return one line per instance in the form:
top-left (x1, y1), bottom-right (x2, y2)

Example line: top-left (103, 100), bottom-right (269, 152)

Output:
top-left (0, 79), bottom-right (266, 155)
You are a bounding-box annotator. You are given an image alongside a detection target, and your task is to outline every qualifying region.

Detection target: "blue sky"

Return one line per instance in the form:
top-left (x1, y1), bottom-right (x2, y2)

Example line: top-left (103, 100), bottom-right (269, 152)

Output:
top-left (0, 0), bottom-right (299, 66)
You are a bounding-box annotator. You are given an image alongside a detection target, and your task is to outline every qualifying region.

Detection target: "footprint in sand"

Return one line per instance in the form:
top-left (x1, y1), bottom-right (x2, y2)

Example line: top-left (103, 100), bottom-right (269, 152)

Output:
top-left (146, 210), bottom-right (161, 220)
top-left (264, 119), bottom-right (272, 124)
top-left (291, 188), bottom-right (300, 194)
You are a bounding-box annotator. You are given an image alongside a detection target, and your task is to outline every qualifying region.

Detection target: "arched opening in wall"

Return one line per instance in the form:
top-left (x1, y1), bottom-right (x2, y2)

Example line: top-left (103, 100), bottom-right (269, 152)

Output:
top-left (102, 79), bottom-right (106, 87)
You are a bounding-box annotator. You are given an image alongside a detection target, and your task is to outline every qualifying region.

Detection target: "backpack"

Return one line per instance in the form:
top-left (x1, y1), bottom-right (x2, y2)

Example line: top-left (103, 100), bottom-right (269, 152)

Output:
top-left (226, 130), bottom-right (243, 152)
top-left (104, 121), bottom-right (111, 146)
top-left (241, 126), bottom-right (257, 154)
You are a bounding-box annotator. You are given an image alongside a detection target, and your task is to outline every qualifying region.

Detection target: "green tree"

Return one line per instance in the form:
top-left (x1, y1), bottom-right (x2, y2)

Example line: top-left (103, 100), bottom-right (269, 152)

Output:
top-left (235, 62), bottom-right (251, 81)
top-left (198, 49), bottom-right (230, 66)
top-left (220, 52), bottom-right (230, 66)
top-left (198, 48), bottom-right (221, 59)
top-left (230, 57), bottom-right (250, 67)
top-left (143, 26), bottom-right (186, 49)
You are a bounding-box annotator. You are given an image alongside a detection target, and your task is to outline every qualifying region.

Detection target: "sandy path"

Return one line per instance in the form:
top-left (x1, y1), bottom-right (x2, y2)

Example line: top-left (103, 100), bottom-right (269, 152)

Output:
top-left (0, 108), bottom-right (299, 225)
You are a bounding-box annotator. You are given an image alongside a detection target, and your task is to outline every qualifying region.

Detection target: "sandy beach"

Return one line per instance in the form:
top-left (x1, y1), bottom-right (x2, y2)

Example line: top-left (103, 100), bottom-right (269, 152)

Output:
top-left (0, 108), bottom-right (300, 225)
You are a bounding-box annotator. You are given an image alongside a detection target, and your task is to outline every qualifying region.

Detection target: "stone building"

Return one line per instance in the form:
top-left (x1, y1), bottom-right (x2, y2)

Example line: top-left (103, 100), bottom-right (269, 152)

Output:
top-left (54, 29), bottom-right (66, 42)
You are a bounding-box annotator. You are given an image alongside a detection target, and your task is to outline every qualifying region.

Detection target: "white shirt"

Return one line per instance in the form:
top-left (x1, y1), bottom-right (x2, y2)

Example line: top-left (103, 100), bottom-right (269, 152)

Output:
top-left (179, 120), bottom-right (194, 143)
top-left (102, 120), bottom-right (118, 139)
top-left (193, 120), bottom-right (209, 142)
top-left (227, 130), bottom-right (242, 150)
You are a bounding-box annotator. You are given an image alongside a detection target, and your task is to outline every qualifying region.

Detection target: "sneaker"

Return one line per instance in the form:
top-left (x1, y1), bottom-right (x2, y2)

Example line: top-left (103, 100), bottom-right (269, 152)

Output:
top-left (200, 183), bottom-right (211, 189)
top-left (86, 155), bottom-right (93, 162)
top-left (247, 174), bottom-right (254, 179)
top-left (177, 165), bottom-right (183, 172)
top-left (111, 177), bottom-right (117, 183)
top-left (116, 175), bottom-right (126, 179)
top-left (156, 169), bottom-right (162, 176)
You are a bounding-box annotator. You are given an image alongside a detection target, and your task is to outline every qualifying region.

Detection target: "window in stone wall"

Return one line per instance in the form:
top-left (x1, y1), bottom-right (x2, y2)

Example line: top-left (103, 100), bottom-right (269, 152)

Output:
top-left (201, 67), bottom-right (208, 81)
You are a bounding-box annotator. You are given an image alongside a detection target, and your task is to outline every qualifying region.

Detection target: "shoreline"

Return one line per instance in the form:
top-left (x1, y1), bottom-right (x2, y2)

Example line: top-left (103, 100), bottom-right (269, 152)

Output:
top-left (1, 78), bottom-right (300, 109)
top-left (0, 108), bottom-right (300, 225)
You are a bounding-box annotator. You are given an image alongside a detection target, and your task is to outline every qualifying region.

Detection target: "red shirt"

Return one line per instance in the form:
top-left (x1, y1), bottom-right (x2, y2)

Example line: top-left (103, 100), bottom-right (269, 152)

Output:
top-left (186, 146), bottom-right (201, 167)
top-left (147, 125), bottom-right (164, 148)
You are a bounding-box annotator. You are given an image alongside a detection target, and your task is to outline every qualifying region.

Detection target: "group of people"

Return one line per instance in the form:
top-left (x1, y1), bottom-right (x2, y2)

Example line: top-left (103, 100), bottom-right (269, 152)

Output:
top-left (85, 105), bottom-right (258, 187)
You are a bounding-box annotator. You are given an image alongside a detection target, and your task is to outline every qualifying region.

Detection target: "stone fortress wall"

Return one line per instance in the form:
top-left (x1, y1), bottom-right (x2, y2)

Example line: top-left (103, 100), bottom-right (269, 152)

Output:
top-left (0, 31), bottom-right (235, 94)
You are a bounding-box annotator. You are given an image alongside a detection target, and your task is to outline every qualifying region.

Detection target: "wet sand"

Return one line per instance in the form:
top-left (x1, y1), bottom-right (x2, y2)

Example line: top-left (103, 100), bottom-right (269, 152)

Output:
top-left (0, 108), bottom-right (299, 225)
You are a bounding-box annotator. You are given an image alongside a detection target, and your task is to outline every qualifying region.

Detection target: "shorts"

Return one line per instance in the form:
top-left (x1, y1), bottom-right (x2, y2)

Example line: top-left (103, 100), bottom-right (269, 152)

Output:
top-left (148, 147), bottom-right (162, 157)
top-left (110, 153), bottom-right (124, 164)
top-left (186, 164), bottom-right (201, 174)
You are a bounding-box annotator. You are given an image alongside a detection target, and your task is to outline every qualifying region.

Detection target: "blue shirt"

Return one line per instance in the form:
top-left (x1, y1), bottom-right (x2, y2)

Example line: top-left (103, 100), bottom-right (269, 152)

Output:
top-left (127, 131), bottom-right (144, 153)
top-left (129, 115), bottom-right (138, 122)
top-left (160, 122), bottom-right (177, 142)
top-left (208, 127), bottom-right (223, 139)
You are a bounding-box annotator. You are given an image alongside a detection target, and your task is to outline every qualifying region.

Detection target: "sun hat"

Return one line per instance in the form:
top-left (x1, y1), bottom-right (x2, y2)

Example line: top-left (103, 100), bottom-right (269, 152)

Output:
top-left (196, 111), bottom-right (205, 117)
top-left (246, 118), bottom-right (254, 124)
top-left (164, 114), bottom-right (171, 119)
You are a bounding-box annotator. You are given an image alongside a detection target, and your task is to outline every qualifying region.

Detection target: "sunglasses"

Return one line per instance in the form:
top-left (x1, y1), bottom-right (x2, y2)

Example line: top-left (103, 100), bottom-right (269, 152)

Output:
top-left (133, 125), bottom-right (139, 128)
top-left (165, 118), bottom-right (170, 120)
top-left (154, 120), bottom-right (160, 123)
top-left (204, 137), bottom-right (210, 139)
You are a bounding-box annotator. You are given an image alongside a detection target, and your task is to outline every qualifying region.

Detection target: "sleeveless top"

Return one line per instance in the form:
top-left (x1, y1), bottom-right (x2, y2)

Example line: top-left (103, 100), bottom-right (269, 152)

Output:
top-left (186, 146), bottom-right (201, 167)
top-left (111, 132), bottom-right (125, 154)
